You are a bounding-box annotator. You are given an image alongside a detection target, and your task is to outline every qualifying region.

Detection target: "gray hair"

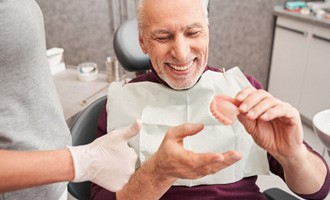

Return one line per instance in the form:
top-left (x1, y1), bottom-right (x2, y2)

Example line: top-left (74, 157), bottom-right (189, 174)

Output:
top-left (136, 0), bottom-right (209, 33)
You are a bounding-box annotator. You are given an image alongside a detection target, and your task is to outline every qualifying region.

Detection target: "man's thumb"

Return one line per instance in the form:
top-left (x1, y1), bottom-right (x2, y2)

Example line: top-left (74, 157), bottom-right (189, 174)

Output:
top-left (170, 123), bottom-right (204, 140)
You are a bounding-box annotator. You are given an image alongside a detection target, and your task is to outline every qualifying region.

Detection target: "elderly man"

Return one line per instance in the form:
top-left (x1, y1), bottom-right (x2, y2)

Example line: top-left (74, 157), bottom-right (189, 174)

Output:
top-left (91, 0), bottom-right (330, 199)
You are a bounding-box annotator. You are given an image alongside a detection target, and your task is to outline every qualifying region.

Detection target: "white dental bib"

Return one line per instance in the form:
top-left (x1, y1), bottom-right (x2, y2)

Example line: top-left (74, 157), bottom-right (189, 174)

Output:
top-left (106, 67), bottom-right (270, 186)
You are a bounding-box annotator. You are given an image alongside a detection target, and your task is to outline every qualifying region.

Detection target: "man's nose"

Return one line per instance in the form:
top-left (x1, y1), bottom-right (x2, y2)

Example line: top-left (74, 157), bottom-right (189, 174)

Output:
top-left (171, 35), bottom-right (190, 61)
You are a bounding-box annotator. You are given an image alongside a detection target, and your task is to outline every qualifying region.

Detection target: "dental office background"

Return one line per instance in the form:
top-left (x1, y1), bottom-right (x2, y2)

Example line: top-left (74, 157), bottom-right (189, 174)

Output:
top-left (38, 0), bottom-right (330, 125)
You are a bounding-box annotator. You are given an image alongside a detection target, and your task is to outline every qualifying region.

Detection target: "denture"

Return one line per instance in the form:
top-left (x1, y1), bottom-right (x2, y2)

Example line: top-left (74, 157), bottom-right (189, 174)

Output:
top-left (210, 95), bottom-right (240, 125)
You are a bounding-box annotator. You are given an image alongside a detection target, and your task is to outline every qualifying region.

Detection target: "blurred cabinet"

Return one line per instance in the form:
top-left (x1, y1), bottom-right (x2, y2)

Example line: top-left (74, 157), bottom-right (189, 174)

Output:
top-left (299, 26), bottom-right (330, 120)
top-left (268, 17), bottom-right (330, 123)
top-left (268, 17), bottom-right (311, 108)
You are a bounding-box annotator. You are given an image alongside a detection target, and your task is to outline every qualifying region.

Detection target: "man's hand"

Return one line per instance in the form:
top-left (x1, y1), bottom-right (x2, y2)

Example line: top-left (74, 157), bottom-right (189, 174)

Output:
top-left (235, 87), bottom-right (328, 195)
top-left (235, 87), bottom-right (305, 160)
top-left (151, 123), bottom-right (241, 180)
top-left (68, 120), bottom-right (141, 192)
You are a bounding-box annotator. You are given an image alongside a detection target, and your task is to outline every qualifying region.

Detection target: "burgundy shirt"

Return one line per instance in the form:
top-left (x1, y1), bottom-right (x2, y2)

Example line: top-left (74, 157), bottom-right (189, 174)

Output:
top-left (91, 66), bottom-right (330, 200)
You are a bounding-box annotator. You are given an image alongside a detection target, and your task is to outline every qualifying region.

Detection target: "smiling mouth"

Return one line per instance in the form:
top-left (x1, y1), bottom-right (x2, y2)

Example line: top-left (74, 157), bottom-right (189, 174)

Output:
top-left (167, 60), bottom-right (194, 71)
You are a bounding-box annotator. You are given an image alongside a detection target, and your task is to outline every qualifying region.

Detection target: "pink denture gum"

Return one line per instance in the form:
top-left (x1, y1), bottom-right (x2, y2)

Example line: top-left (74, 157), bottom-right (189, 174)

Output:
top-left (210, 95), bottom-right (240, 125)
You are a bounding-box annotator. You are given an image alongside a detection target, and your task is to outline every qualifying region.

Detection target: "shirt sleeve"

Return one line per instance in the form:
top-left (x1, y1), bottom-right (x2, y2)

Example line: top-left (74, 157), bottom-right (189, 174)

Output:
top-left (268, 142), bottom-right (330, 199)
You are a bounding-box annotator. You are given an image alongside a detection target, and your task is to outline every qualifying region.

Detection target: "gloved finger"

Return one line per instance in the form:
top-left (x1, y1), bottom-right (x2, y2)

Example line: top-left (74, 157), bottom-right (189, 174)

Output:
top-left (117, 119), bottom-right (142, 141)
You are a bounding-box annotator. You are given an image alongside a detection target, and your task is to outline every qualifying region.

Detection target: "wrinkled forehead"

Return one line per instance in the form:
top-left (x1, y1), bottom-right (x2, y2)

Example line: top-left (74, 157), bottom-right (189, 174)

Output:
top-left (141, 0), bottom-right (207, 30)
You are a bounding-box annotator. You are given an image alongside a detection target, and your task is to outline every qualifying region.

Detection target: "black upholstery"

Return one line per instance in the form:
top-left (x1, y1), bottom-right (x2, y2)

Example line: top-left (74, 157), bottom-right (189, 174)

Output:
top-left (113, 19), bottom-right (150, 72)
top-left (67, 96), bottom-right (106, 200)
top-left (263, 188), bottom-right (300, 200)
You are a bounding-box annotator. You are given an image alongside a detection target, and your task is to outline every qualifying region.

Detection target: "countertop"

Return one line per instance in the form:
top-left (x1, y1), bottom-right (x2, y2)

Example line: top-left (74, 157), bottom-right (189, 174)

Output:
top-left (53, 67), bottom-right (109, 127)
top-left (274, 6), bottom-right (330, 28)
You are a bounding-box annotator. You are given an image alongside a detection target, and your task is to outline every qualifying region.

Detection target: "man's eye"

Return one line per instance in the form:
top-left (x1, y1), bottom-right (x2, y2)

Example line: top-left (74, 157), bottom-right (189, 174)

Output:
top-left (186, 31), bottom-right (199, 37)
top-left (156, 36), bottom-right (171, 42)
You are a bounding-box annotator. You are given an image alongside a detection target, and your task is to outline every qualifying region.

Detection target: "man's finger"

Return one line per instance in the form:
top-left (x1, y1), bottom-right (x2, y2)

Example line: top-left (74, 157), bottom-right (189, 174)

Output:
top-left (221, 151), bottom-right (242, 165)
top-left (168, 123), bottom-right (204, 140)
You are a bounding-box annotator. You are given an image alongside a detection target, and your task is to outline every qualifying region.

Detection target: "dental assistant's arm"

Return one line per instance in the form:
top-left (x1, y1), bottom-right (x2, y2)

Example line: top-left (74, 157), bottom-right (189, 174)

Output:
top-left (0, 149), bottom-right (74, 192)
top-left (116, 123), bottom-right (241, 200)
top-left (236, 87), bottom-right (328, 195)
top-left (0, 120), bottom-right (141, 193)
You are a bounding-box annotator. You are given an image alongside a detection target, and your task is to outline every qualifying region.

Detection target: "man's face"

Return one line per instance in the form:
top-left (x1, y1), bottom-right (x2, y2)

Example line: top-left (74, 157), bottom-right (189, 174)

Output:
top-left (139, 0), bottom-right (209, 90)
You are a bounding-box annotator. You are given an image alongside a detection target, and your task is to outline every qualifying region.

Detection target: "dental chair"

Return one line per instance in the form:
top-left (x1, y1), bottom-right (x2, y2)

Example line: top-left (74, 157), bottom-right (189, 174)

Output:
top-left (67, 95), bottom-right (106, 200)
top-left (113, 19), bottom-right (299, 200)
top-left (113, 18), bottom-right (150, 74)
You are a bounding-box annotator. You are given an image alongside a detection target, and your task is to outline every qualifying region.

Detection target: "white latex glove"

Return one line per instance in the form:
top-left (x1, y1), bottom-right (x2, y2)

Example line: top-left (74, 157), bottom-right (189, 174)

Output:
top-left (68, 119), bottom-right (141, 192)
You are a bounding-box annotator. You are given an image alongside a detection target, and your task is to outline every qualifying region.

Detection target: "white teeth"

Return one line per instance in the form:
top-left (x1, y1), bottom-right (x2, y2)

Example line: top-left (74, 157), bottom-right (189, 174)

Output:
top-left (169, 61), bottom-right (193, 71)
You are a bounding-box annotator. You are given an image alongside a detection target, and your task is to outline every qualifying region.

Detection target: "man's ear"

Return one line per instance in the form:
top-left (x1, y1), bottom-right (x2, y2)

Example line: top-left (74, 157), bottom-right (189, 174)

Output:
top-left (139, 34), bottom-right (148, 54)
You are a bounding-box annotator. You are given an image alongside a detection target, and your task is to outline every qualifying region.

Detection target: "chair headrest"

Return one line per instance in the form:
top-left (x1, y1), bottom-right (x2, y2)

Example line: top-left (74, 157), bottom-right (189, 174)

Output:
top-left (113, 19), bottom-right (151, 72)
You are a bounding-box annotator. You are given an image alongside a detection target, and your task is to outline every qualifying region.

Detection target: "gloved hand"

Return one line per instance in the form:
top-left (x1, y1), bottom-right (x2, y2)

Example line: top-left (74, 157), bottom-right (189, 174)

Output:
top-left (67, 120), bottom-right (141, 192)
